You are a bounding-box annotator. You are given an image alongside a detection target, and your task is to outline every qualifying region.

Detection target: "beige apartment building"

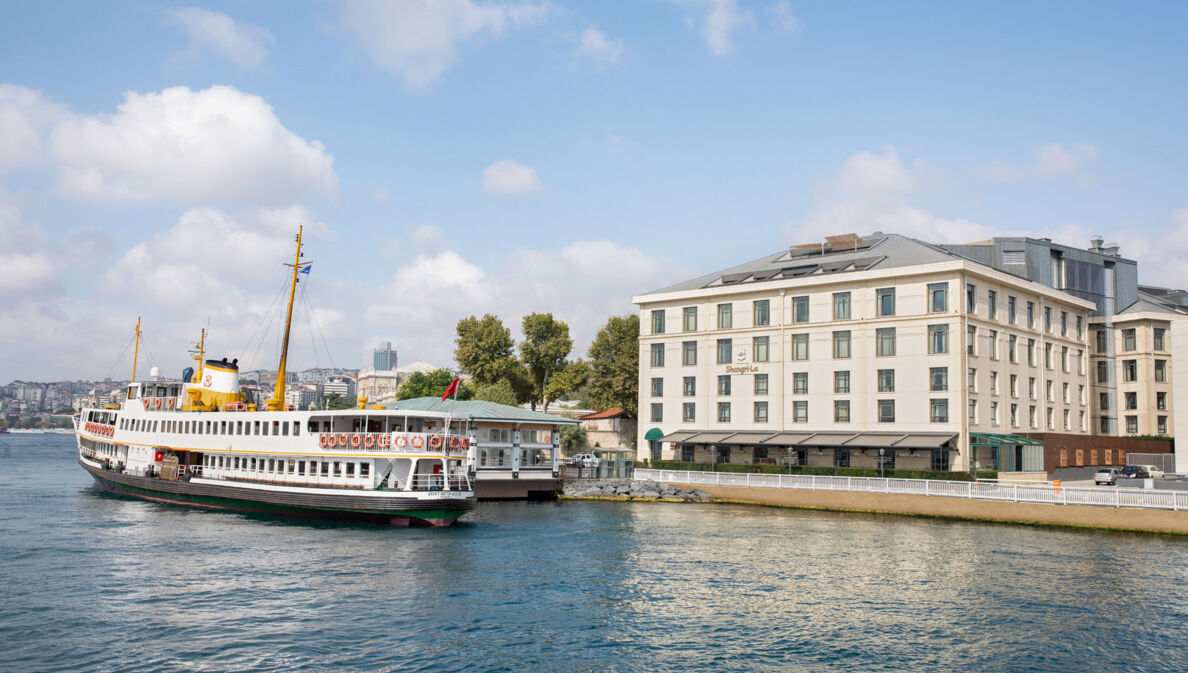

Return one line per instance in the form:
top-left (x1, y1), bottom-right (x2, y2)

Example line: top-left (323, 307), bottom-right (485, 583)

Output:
top-left (635, 234), bottom-right (1094, 473)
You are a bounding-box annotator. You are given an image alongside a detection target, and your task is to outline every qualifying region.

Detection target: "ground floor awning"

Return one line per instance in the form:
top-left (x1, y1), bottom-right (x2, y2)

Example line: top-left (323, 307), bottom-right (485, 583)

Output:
top-left (723, 431), bottom-right (779, 444)
top-left (760, 432), bottom-right (816, 446)
top-left (687, 431), bottom-right (737, 443)
top-left (658, 430), bottom-right (700, 443)
top-left (803, 433), bottom-right (858, 447)
top-left (970, 432), bottom-right (1044, 446)
top-left (894, 433), bottom-right (958, 449)
top-left (661, 430), bottom-right (959, 451)
top-left (644, 427), bottom-right (665, 441)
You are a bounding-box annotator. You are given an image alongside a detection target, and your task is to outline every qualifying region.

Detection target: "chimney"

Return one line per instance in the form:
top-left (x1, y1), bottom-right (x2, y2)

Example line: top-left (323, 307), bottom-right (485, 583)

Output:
top-left (1088, 236), bottom-right (1104, 253)
top-left (1103, 242), bottom-right (1120, 257)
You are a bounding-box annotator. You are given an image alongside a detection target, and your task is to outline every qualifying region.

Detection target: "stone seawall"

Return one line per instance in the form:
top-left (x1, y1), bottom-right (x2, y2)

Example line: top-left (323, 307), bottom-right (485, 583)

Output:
top-left (561, 479), bottom-right (712, 502)
top-left (676, 482), bottom-right (1188, 535)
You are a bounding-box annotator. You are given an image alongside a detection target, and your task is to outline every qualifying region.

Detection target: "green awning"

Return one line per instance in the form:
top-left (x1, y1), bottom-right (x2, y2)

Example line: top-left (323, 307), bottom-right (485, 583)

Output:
top-left (644, 427), bottom-right (665, 441)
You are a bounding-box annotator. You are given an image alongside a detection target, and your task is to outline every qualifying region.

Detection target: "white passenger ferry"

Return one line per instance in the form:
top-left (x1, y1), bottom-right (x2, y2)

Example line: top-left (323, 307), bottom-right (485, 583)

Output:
top-left (75, 228), bottom-right (477, 526)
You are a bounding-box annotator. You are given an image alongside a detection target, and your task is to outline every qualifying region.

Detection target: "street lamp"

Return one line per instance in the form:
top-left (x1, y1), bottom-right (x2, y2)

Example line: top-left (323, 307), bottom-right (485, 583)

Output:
top-left (879, 447), bottom-right (886, 479)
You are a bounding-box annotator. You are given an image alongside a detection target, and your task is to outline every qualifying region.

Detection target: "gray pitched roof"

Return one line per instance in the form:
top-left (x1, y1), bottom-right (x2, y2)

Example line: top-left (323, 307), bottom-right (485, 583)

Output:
top-left (641, 233), bottom-right (964, 295)
top-left (383, 396), bottom-right (577, 424)
top-left (1118, 291), bottom-right (1188, 316)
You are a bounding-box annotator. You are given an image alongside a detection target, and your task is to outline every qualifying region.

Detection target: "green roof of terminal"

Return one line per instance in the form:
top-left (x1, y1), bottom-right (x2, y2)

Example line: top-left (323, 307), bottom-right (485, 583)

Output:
top-left (382, 396), bottom-right (578, 425)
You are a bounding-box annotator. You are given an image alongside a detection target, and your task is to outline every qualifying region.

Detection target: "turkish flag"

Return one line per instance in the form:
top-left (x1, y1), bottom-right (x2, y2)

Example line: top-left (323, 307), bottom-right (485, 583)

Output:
top-left (441, 377), bottom-right (460, 401)
top-left (154, 451), bottom-right (164, 461)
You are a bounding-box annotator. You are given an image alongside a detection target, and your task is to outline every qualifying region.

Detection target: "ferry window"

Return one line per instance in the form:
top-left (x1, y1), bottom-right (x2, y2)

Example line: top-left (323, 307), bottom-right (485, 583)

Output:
top-left (297, 460), bottom-right (306, 476)
top-left (152, 421), bottom-right (158, 432)
top-left (360, 462), bottom-right (370, 478)
top-left (322, 421), bottom-right (331, 433)
top-left (346, 462), bottom-right (355, 477)
top-left (268, 458), bottom-right (275, 471)
top-left (333, 461), bottom-right (342, 477)
top-left (218, 456), bottom-right (225, 467)
top-left (250, 458), bottom-right (257, 470)
top-left (321, 461), bottom-right (329, 476)
top-left (206, 421), bottom-right (213, 434)
top-left (262, 422), bottom-right (269, 436)
top-left (234, 457), bottom-right (240, 469)
top-left (287, 459), bottom-right (295, 474)
top-left (273, 421), bottom-right (281, 436)
top-left (253, 421), bottom-right (260, 435)
top-left (292, 422), bottom-right (299, 437)
top-left (282, 423), bottom-right (290, 437)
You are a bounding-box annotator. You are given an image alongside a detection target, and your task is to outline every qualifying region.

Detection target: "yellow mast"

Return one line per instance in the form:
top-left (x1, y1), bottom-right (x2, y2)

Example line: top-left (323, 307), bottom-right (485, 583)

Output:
top-left (266, 226), bottom-right (310, 411)
top-left (130, 317), bottom-right (141, 381)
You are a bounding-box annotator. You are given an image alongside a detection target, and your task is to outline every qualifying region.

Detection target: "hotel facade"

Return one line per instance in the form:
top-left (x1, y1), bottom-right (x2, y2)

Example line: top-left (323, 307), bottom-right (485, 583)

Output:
top-left (634, 234), bottom-right (1101, 473)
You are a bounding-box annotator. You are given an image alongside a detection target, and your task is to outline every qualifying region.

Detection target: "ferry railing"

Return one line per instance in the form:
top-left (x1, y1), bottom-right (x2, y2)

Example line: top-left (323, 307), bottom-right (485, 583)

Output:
top-left (634, 469), bottom-right (1188, 512)
top-left (407, 474), bottom-right (469, 491)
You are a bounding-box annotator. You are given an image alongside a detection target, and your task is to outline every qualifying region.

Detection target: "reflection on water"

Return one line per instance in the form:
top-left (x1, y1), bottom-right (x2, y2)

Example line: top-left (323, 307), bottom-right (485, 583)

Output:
top-left (1, 435), bottom-right (1186, 673)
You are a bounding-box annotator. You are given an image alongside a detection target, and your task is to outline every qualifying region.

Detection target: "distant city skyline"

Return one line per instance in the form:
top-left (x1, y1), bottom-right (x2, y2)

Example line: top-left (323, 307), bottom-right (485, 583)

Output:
top-left (3, 2), bottom-right (1188, 381)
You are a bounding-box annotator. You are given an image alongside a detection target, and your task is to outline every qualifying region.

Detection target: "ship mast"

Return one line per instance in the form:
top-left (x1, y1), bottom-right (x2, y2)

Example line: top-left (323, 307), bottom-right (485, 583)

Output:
top-left (130, 317), bottom-right (141, 381)
top-left (266, 227), bottom-right (310, 411)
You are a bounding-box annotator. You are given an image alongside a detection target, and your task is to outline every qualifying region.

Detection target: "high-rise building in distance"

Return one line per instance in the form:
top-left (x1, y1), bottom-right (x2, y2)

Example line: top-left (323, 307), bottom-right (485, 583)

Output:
top-left (373, 342), bottom-right (397, 371)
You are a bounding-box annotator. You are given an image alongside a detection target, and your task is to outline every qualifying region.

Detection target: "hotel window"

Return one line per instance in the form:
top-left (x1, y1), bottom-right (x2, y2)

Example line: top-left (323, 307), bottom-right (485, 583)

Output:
top-left (1043, 306), bottom-right (1052, 332)
top-left (1123, 359), bottom-right (1137, 382)
top-left (754, 374), bottom-right (768, 395)
top-left (651, 378), bottom-right (663, 397)
top-left (650, 343), bottom-right (665, 367)
top-left (683, 341), bottom-right (697, 366)
top-left (930, 399), bottom-right (949, 423)
top-left (1099, 392), bottom-right (1110, 410)
top-left (876, 328), bottom-right (896, 356)
top-left (877, 369), bottom-right (895, 393)
top-left (1125, 392), bottom-right (1137, 410)
top-left (987, 329), bottom-right (997, 359)
top-left (1077, 349), bottom-right (1084, 375)
top-left (1076, 315), bottom-right (1083, 339)
top-left (1010, 374), bottom-right (1018, 397)
top-left (1008, 335), bottom-right (1017, 363)
top-left (990, 371), bottom-right (998, 395)
top-left (755, 299), bottom-right (772, 326)
top-left (682, 403), bottom-right (695, 422)
top-left (1096, 360), bottom-right (1108, 384)
top-left (834, 370), bottom-right (850, 394)
top-left (1044, 343), bottom-right (1053, 369)
top-left (876, 288), bottom-right (895, 316)
top-left (792, 334), bottom-right (809, 360)
top-left (928, 325), bottom-right (949, 354)
top-left (834, 448), bottom-right (851, 467)
top-left (683, 307), bottom-right (697, 332)
top-left (1027, 338), bottom-right (1036, 366)
top-left (1079, 384), bottom-right (1085, 404)
top-left (833, 330), bottom-right (852, 359)
top-left (931, 449), bottom-right (950, 471)
top-left (928, 282), bottom-right (948, 312)
top-left (718, 375), bottom-right (731, 396)
top-left (1126, 415), bottom-right (1138, 434)
top-left (1060, 311), bottom-right (1067, 336)
top-left (683, 377), bottom-right (696, 396)
top-left (966, 284), bottom-right (976, 312)
top-left (969, 400), bottom-right (978, 424)
top-left (878, 400), bottom-right (896, 423)
top-left (967, 325), bottom-right (977, 355)
top-left (1157, 391), bottom-right (1167, 410)
top-left (1158, 416), bottom-right (1168, 435)
top-left (969, 368), bottom-right (978, 392)
top-left (793, 401), bottom-right (808, 423)
top-left (753, 336), bottom-right (770, 362)
top-left (1063, 408), bottom-right (1070, 430)
top-left (833, 292), bottom-right (851, 320)
top-left (651, 404), bottom-right (663, 423)
top-left (991, 401), bottom-right (1000, 425)
top-left (1154, 327), bottom-right (1166, 350)
top-left (1046, 407), bottom-right (1055, 430)
top-left (1008, 296), bottom-right (1016, 324)
top-left (987, 290), bottom-right (997, 319)
top-left (652, 310), bottom-right (665, 334)
top-left (1026, 301), bottom-right (1035, 328)
top-left (1029, 405), bottom-right (1037, 428)
top-left (1122, 328), bottom-right (1136, 351)
top-left (793, 372), bottom-right (808, 394)
top-left (717, 303), bottom-right (732, 329)
top-left (1063, 382), bottom-right (1070, 404)
top-left (1046, 380), bottom-right (1054, 402)
top-left (1155, 359), bottom-right (1167, 382)
top-left (1010, 403), bottom-right (1019, 427)
top-left (834, 400), bottom-right (850, 423)
top-left (1095, 329), bottom-right (1107, 352)
top-left (717, 402), bottom-right (731, 423)
top-left (754, 402), bottom-right (768, 423)
top-left (717, 338), bottom-right (732, 364)
top-left (930, 367), bottom-right (948, 392)
top-left (790, 297), bottom-right (808, 324)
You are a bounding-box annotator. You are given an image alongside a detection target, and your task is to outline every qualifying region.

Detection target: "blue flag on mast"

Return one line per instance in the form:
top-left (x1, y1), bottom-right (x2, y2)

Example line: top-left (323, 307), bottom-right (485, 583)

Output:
top-left (299, 265), bottom-right (311, 275)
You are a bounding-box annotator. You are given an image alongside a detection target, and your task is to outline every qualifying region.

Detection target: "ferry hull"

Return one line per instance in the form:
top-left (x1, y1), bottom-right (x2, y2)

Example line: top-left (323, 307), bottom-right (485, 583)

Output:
top-left (82, 461), bottom-right (474, 527)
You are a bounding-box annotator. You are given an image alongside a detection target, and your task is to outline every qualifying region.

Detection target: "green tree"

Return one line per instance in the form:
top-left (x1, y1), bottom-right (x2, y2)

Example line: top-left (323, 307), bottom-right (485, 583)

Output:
top-left (454, 314), bottom-right (517, 385)
top-left (321, 393), bottom-right (356, 410)
top-left (587, 314), bottom-right (640, 417)
top-left (559, 424), bottom-right (587, 452)
top-left (543, 359), bottom-right (590, 412)
top-left (397, 369), bottom-right (474, 401)
top-left (520, 312), bottom-right (572, 410)
top-left (473, 379), bottom-right (519, 406)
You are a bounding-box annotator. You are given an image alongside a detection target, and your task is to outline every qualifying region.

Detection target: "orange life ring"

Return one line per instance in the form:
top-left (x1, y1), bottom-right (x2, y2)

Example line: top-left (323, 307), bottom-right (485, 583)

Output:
top-left (319, 434), bottom-right (330, 448)
top-left (143, 399), bottom-right (150, 410)
top-left (325, 434), bottom-right (337, 448)
top-left (154, 398), bottom-right (162, 409)
top-left (349, 434), bottom-right (362, 448)
top-left (411, 435), bottom-right (424, 449)
top-left (394, 434), bottom-right (407, 449)
top-left (428, 435), bottom-right (443, 450)
top-left (338, 433), bottom-right (349, 446)
top-left (448, 436), bottom-right (460, 449)
top-left (364, 434), bottom-right (376, 449)
top-left (167, 398), bottom-right (176, 409)
top-left (377, 435), bottom-right (390, 449)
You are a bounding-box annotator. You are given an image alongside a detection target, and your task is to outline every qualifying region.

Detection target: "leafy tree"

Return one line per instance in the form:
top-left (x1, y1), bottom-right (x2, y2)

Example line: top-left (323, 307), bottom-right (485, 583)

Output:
top-left (559, 424), bottom-right (587, 451)
top-left (473, 379), bottom-right (518, 406)
top-left (454, 314), bottom-right (517, 385)
top-left (321, 393), bottom-right (356, 410)
top-left (519, 313), bottom-right (572, 410)
top-left (397, 369), bottom-right (474, 401)
top-left (543, 359), bottom-right (590, 412)
top-left (587, 314), bottom-right (640, 417)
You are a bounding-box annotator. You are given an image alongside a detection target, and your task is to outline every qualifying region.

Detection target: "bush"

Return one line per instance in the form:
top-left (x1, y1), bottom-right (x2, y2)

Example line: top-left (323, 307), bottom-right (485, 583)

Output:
top-left (646, 461), bottom-right (996, 482)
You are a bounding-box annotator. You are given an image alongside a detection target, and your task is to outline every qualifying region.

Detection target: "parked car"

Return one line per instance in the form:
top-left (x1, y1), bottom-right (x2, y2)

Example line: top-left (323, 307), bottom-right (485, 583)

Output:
top-left (1138, 464), bottom-right (1166, 479)
top-left (569, 453), bottom-right (600, 469)
top-left (1119, 465), bottom-right (1151, 480)
top-left (1094, 468), bottom-right (1121, 485)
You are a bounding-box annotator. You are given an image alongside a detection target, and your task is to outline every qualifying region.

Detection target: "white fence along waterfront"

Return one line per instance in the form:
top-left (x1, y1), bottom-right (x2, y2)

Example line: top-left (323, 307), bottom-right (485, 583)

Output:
top-left (634, 469), bottom-right (1188, 512)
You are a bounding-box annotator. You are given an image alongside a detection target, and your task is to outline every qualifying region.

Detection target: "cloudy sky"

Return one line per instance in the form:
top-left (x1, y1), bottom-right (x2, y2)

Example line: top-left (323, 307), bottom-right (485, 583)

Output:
top-left (3, 1), bottom-right (1187, 382)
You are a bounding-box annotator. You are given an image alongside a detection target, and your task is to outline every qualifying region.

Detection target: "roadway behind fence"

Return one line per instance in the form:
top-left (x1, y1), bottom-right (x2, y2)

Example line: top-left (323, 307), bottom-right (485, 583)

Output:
top-left (635, 469), bottom-right (1188, 512)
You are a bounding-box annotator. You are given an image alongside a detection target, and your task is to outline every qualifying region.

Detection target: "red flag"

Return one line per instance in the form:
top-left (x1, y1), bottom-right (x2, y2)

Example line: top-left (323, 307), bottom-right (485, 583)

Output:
top-left (441, 377), bottom-right (460, 401)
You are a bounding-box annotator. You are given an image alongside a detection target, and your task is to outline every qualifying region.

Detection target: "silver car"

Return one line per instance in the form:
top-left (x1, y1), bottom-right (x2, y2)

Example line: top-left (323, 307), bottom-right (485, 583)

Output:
top-left (1094, 468), bottom-right (1121, 485)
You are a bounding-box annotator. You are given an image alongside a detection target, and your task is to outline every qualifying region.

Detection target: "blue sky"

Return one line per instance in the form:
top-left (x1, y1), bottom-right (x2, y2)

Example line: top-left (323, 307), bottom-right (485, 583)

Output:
top-left (2, 1), bottom-right (1187, 381)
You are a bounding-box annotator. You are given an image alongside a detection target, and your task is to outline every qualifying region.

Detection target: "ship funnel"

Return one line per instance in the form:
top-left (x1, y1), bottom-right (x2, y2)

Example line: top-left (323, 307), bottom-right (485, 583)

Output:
top-left (200, 358), bottom-right (242, 395)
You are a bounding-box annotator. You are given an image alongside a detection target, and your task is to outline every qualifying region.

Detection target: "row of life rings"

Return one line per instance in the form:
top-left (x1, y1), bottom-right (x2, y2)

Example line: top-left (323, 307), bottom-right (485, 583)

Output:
top-left (141, 398), bottom-right (176, 410)
top-left (85, 422), bottom-right (113, 437)
top-left (317, 432), bottom-right (469, 451)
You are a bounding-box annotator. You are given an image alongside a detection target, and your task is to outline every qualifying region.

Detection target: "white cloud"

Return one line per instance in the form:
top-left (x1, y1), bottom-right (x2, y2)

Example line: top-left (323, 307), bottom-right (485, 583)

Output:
top-left (668, 0), bottom-right (752, 55)
top-left (48, 85), bottom-right (336, 205)
top-left (979, 142), bottom-right (1100, 185)
top-left (0, 192), bottom-right (56, 295)
top-left (768, 2), bottom-right (801, 33)
top-left (410, 224), bottom-right (450, 253)
top-left (338, 0), bottom-right (550, 87)
top-left (0, 84), bottom-right (68, 172)
top-left (482, 159), bottom-right (543, 195)
top-left (576, 27), bottom-right (625, 63)
top-left (166, 6), bottom-right (273, 67)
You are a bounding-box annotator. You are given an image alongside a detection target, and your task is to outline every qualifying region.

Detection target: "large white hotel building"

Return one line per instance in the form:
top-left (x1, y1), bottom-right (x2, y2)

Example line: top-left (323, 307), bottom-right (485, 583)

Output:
top-left (634, 233), bottom-right (1186, 473)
